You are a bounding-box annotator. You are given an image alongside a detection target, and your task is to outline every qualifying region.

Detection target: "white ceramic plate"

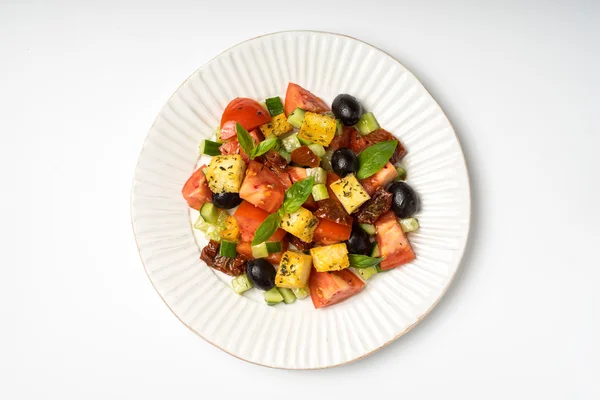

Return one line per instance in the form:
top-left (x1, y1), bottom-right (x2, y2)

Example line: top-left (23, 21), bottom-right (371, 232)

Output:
top-left (131, 31), bottom-right (471, 369)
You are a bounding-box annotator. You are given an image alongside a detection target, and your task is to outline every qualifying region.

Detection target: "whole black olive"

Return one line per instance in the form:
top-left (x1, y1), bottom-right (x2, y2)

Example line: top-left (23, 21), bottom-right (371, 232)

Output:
top-left (346, 225), bottom-right (372, 255)
top-left (331, 148), bottom-right (358, 177)
top-left (332, 94), bottom-right (363, 126)
top-left (388, 181), bottom-right (420, 218)
top-left (246, 259), bottom-right (276, 291)
top-left (212, 192), bottom-right (242, 209)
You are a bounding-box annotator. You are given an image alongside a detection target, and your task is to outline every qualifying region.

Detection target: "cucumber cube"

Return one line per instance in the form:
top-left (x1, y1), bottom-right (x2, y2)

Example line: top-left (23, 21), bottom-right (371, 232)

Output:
top-left (231, 274), bottom-right (253, 294)
top-left (264, 287), bottom-right (284, 306)
top-left (311, 184), bottom-right (329, 201)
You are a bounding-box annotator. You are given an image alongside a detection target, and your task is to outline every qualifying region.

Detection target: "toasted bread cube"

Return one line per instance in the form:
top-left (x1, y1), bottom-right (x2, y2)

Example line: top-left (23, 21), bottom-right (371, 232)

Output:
top-left (297, 112), bottom-right (336, 146)
top-left (205, 155), bottom-right (246, 193)
top-left (280, 206), bottom-right (319, 243)
top-left (310, 243), bottom-right (350, 272)
top-left (275, 251), bottom-right (313, 288)
top-left (260, 113), bottom-right (294, 137)
top-left (330, 174), bottom-right (371, 214)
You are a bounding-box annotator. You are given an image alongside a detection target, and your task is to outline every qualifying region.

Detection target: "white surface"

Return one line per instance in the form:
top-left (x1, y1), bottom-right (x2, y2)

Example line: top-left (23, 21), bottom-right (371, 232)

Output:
top-left (1, 0), bottom-right (599, 398)
top-left (132, 31), bottom-right (471, 369)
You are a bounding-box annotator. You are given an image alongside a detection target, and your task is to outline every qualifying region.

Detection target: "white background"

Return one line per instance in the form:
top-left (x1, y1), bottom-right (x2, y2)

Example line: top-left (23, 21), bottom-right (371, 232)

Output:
top-left (1, 1), bottom-right (599, 399)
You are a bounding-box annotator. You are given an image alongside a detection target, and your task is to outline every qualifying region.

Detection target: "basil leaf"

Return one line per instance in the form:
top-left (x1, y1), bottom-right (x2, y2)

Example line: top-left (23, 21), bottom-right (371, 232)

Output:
top-left (236, 123), bottom-right (255, 156)
top-left (251, 137), bottom-right (279, 159)
top-left (251, 213), bottom-right (281, 246)
top-left (356, 140), bottom-right (398, 180)
top-left (282, 176), bottom-right (315, 214)
top-left (348, 254), bottom-right (384, 268)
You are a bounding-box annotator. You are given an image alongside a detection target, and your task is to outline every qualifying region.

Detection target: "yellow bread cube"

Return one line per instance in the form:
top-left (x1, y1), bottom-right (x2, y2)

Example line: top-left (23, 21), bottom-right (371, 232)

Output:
top-left (205, 155), bottom-right (246, 193)
top-left (297, 112), bottom-right (336, 146)
top-left (260, 113), bottom-right (294, 137)
top-left (280, 206), bottom-right (319, 243)
top-left (275, 251), bottom-right (313, 288)
top-left (310, 243), bottom-right (350, 272)
top-left (329, 174), bottom-right (371, 214)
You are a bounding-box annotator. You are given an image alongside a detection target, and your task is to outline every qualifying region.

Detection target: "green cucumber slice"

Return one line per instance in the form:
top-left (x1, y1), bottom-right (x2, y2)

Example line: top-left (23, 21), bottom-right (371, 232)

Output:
top-left (400, 218), bottom-right (419, 233)
top-left (371, 243), bottom-right (381, 257)
top-left (395, 165), bottom-right (407, 181)
top-left (298, 136), bottom-right (313, 146)
top-left (281, 134), bottom-right (302, 152)
top-left (277, 288), bottom-right (296, 304)
top-left (264, 287), bottom-right (284, 306)
top-left (200, 203), bottom-right (218, 224)
top-left (311, 184), bottom-right (329, 201)
top-left (359, 223), bottom-right (376, 235)
top-left (291, 287), bottom-right (309, 300)
top-left (251, 242), bottom-right (269, 258)
top-left (307, 167), bottom-right (327, 184)
top-left (355, 266), bottom-right (377, 280)
top-left (265, 242), bottom-right (282, 254)
top-left (199, 139), bottom-right (222, 156)
top-left (231, 274), bottom-right (253, 294)
top-left (356, 112), bottom-right (380, 135)
top-left (265, 97), bottom-right (284, 117)
top-left (308, 143), bottom-right (326, 157)
top-left (287, 108), bottom-right (306, 129)
top-left (220, 240), bottom-right (237, 258)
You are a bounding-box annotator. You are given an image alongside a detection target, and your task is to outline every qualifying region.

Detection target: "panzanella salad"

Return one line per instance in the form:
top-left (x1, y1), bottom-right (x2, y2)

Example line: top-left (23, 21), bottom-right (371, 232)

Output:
top-left (182, 83), bottom-right (420, 308)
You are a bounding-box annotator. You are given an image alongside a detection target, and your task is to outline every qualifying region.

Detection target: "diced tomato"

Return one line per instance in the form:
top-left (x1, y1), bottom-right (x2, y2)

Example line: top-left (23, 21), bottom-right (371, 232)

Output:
top-left (219, 129), bottom-right (263, 163)
top-left (220, 98), bottom-right (270, 131)
top-left (219, 120), bottom-right (238, 141)
top-left (309, 268), bottom-right (365, 309)
top-left (239, 161), bottom-right (285, 213)
top-left (233, 201), bottom-right (286, 242)
top-left (313, 218), bottom-right (352, 245)
top-left (236, 239), bottom-right (288, 265)
top-left (349, 128), bottom-right (407, 164)
top-left (284, 83), bottom-right (330, 116)
top-left (288, 166), bottom-right (308, 182)
top-left (272, 169), bottom-right (293, 189)
top-left (375, 211), bottom-right (415, 270)
top-left (360, 162), bottom-right (397, 196)
top-left (181, 165), bottom-right (212, 210)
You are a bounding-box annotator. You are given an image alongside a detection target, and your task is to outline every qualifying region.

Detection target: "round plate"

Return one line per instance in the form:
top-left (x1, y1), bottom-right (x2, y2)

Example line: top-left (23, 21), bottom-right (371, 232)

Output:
top-left (131, 31), bottom-right (471, 369)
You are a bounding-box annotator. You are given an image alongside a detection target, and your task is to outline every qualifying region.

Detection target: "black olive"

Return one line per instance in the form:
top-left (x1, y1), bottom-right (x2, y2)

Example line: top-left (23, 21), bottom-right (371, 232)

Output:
top-left (332, 94), bottom-right (363, 126)
top-left (388, 181), bottom-right (420, 218)
top-left (346, 225), bottom-right (372, 255)
top-left (331, 148), bottom-right (358, 177)
top-left (246, 259), bottom-right (276, 291)
top-left (212, 192), bottom-right (242, 209)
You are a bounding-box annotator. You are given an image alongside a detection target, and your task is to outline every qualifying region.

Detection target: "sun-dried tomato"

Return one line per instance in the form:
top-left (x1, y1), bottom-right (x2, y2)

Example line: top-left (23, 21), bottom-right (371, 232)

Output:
top-left (260, 150), bottom-right (288, 171)
top-left (349, 128), bottom-right (407, 164)
top-left (291, 145), bottom-right (320, 167)
top-left (200, 240), bottom-right (247, 276)
top-left (200, 240), bottom-right (219, 265)
top-left (328, 126), bottom-right (353, 151)
top-left (289, 235), bottom-right (313, 251)
top-left (355, 187), bottom-right (393, 224)
top-left (314, 198), bottom-right (353, 226)
top-left (212, 254), bottom-right (247, 276)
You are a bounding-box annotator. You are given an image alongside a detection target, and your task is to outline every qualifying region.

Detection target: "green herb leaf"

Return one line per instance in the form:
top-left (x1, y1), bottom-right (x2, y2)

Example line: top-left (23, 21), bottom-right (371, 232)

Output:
top-left (252, 213), bottom-right (281, 246)
top-left (282, 176), bottom-right (315, 214)
top-left (356, 140), bottom-right (398, 180)
top-left (348, 254), bottom-right (384, 268)
top-left (236, 122), bottom-right (255, 156)
top-left (251, 137), bottom-right (279, 159)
